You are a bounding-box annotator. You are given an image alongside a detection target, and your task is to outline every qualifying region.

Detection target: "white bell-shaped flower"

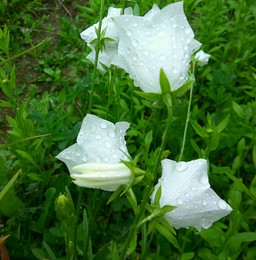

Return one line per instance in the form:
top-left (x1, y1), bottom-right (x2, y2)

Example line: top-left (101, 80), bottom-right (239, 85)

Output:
top-left (151, 159), bottom-right (232, 231)
top-left (112, 2), bottom-right (201, 93)
top-left (195, 50), bottom-right (211, 66)
top-left (81, 7), bottom-right (133, 72)
top-left (56, 114), bottom-right (132, 191)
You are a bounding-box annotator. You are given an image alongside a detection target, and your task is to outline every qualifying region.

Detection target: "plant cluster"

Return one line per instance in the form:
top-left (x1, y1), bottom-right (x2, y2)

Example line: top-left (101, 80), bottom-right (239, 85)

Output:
top-left (0, 0), bottom-right (256, 259)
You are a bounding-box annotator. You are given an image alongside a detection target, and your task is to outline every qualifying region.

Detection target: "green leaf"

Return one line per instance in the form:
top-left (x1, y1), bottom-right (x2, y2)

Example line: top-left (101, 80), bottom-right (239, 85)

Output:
top-left (216, 114), bottom-right (230, 133)
top-left (190, 119), bottom-right (208, 138)
top-left (172, 80), bottom-right (193, 97)
top-left (127, 232), bottom-right (137, 255)
top-left (160, 68), bottom-right (171, 94)
top-left (0, 169), bottom-right (21, 202)
top-left (156, 223), bottom-right (180, 251)
top-left (135, 91), bottom-right (162, 102)
top-left (180, 252), bottom-right (195, 260)
top-left (226, 232), bottom-right (256, 255)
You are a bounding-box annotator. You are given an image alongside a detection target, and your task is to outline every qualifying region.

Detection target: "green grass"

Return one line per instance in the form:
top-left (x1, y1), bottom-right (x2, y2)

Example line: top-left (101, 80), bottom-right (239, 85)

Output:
top-left (0, 0), bottom-right (256, 259)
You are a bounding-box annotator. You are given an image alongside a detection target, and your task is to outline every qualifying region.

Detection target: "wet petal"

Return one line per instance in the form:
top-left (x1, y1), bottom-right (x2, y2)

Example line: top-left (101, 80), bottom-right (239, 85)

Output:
top-left (151, 159), bottom-right (232, 231)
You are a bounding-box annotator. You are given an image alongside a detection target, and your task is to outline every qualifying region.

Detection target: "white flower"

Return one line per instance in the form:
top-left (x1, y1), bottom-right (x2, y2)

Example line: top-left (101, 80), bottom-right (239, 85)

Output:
top-left (195, 50), bottom-right (211, 66)
top-left (56, 114), bottom-right (132, 191)
top-left (81, 7), bottom-right (133, 72)
top-left (151, 159), bottom-right (232, 231)
top-left (112, 2), bottom-right (201, 93)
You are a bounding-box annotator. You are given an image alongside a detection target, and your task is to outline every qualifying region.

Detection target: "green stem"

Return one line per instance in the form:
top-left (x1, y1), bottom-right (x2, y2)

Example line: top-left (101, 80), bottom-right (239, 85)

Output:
top-left (178, 63), bottom-right (196, 162)
top-left (73, 187), bottom-right (83, 259)
top-left (106, 67), bottom-right (115, 119)
top-left (178, 82), bottom-right (194, 162)
top-left (120, 100), bottom-right (173, 259)
top-left (88, 0), bottom-right (105, 113)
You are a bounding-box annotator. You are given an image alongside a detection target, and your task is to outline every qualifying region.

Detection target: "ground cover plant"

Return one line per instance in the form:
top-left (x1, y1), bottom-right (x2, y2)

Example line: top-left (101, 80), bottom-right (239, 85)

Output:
top-left (0, 0), bottom-right (256, 259)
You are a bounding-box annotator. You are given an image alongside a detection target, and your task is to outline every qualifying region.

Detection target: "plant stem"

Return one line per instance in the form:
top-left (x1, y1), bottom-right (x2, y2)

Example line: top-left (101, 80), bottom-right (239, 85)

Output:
top-left (178, 82), bottom-right (194, 161)
top-left (120, 100), bottom-right (173, 259)
top-left (88, 0), bottom-right (105, 113)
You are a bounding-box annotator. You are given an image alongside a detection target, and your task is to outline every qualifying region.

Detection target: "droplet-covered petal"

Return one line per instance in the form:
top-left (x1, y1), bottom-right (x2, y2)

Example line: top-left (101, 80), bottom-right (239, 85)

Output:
top-left (151, 159), bottom-right (232, 231)
top-left (112, 2), bottom-right (201, 93)
top-left (56, 114), bottom-right (131, 191)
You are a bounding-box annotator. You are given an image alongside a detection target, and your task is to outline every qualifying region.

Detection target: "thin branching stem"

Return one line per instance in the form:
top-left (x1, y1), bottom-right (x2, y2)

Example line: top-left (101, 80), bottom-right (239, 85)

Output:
top-left (178, 64), bottom-right (196, 161)
top-left (88, 0), bottom-right (105, 113)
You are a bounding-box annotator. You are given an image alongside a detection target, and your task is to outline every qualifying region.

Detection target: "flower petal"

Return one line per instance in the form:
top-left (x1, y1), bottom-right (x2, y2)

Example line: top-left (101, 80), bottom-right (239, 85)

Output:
top-left (71, 162), bottom-right (132, 191)
top-left (112, 2), bottom-right (201, 93)
top-left (151, 159), bottom-right (232, 231)
top-left (56, 114), bottom-right (130, 181)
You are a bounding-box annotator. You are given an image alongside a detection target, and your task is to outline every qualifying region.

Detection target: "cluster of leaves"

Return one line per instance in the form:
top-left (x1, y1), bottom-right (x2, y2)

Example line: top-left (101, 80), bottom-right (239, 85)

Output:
top-left (0, 0), bottom-right (256, 259)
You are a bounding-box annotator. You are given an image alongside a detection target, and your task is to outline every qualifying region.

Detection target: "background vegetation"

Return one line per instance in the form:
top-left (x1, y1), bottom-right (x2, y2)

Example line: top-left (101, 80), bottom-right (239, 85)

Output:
top-left (0, 0), bottom-right (256, 259)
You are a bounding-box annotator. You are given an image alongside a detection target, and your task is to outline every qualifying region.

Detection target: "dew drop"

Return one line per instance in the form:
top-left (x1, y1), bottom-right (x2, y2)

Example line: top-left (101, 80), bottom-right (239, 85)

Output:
top-left (173, 68), bottom-right (178, 74)
top-left (82, 154), bottom-right (88, 162)
top-left (76, 150), bottom-right (81, 157)
top-left (201, 218), bottom-right (213, 229)
top-left (108, 130), bottom-right (115, 138)
top-left (185, 28), bottom-right (191, 34)
top-left (132, 40), bottom-right (138, 46)
top-left (177, 199), bottom-right (183, 205)
top-left (127, 30), bottom-right (132, 36)
top-left (112, 153), bottom-right (118, 159)
top-left (199, 174), bottom-right (208, 185)
top-left (100, 122), bottom-right (107, 129)
top-left (176, 162), bottom-right (188, 172)
top-left (160, 55), bottom-right (166, 61)
top-left (202, 200), bottom-right (207, 206)
top-left (172, 24), bottom-right (178, 28)
top-left (157, 31), bottom-right (165, 38)
top-left (217, 200), bottom-right (227, 210)
top-left (95, 134), bottom-right (101, 140)
top-left (105, 141), bottom-right (112, 148)
top-left (132, 56), bottom-right (137, 61)
top-left (133, 23), bottom-right (138, 27)
top-left (144, 50), bottom-right (149, 56)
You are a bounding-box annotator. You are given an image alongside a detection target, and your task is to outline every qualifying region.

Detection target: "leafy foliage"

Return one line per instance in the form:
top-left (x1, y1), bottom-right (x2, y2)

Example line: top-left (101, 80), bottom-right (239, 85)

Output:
top-left (0, 0), bottom-right (256, 259)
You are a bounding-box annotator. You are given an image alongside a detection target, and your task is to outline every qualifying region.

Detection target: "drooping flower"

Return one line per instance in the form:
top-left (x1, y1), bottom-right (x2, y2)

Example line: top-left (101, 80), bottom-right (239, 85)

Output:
top-left (151, 159), bottom-right (232, 231)
top-left (195, 50), bottom-right (211, 66)
top-left (112, 2), bottom-right (201, 93)
top-left (80, 7), bottom-right (133, 72)
top-left (56, 114), bottom-right (132, 191)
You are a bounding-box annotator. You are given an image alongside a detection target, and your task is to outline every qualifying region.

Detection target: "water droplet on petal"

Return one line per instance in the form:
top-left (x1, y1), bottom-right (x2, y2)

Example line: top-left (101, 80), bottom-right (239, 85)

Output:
top-left (132, 40), bottom-right (138, 46)
top-left (100, 122), bottom-right (107, 129)
top-left (157, 31), bottom-right (165, 38)
top-left (112, 153), bottom-right (118, 159)
top-left (83, 154), bottom-right (88, 162)
top-left (202, 200), bottom-right (207, 206)
top-left (202, 218), bottom-right (213, 229)
top-left (108, 130), bottom-right (115, 138)
top-left (217, 200), bottom-right (227, 210)
top-left (105, 141), bottom-right (112, 148)
top-left (185, 28), bottom-right (191, 34)
top-left (176, 162), bottom-right (188, 172)
top-left (160, 55), bottom-right (166, 61)
top-left (172, 24), bottom-right (178, 28)
top-left (177, 199), bottom-right (183, 205)
top-left (199, 175), bottom-right (208, 185)
top-left (133, 23), bottom-right (138, 27)
top-left (127, 30), bottom-right (132, 36)
top-left (76, 150), bottom-right (81, 156)
top-left (95, 134), bottom-right (101, 140)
